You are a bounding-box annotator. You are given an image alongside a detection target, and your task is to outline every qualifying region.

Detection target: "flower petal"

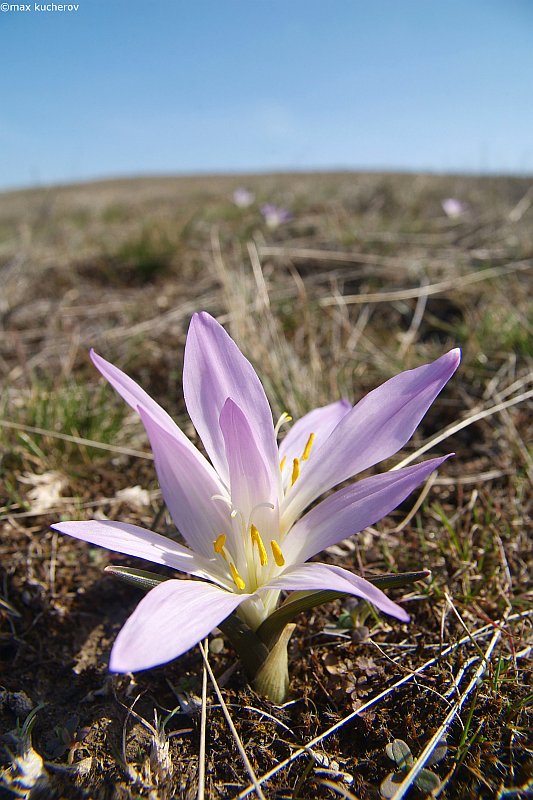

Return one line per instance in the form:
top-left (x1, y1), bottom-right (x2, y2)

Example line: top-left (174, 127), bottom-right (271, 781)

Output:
top-left (138, 405), bottom-right (231, 560)
top-left (90, 349), bottom-right (202, 459)
top-left (263, 562), bottom-right (409, 621)
top-left (283, 456), bottom-right (450, 563)
top-left (219, 398), bottom-right (279, 544)
top-left (183, 312), bottom-right (278, 485)
top-left (282, 349), bottom-right (460, 527)
top-left (278, 399), bottom-right (351, 467)
top-left (109, 579), bottom-right (249, 672)
top-left (51, 519), bottom-right (215, 580)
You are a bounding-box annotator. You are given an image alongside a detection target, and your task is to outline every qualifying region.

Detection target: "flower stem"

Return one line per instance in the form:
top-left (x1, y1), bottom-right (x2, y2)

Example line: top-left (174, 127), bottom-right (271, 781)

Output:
top-left (252, 623), bottom-right (296, 704)
top-left (218, 614), bottom-right (269, 677)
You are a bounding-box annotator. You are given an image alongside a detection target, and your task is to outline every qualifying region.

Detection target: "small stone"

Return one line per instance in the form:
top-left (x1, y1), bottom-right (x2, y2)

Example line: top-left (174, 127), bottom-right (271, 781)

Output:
top-left (0, 690), bottom-right (35, 718)
top-left (351, 625), bottom-right (370, 643)
top-left (209, 637), bottom-right (224, 654)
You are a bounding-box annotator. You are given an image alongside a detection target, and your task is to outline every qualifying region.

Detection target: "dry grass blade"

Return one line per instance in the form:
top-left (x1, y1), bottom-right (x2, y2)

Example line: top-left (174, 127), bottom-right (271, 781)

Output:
top-left (319, 260), bottom-right (533, 305)
top-left (508, 185), bottom-right (533, 221)
top-left (0, 418), bottom-right (152, 460)
top-left (100, 295), bottom-right (217, 341)
top-left (0, 491), bottom-right (161, 522)
top-left (392, 386), bottom-right (533, 471)
top-left (242, 706), bottom-right (296, 736)
top-left (317, 778), bottom-right (362, 799)
top-left (247, 240), bottom-right (270, 310)
top-left (197, 639), bottom-right (208, 800)
top-left (197, 641), bottom-right (266, 800)
top-left (492, 388), bottom-right (533, 482)
top-left (257, 244), bottom-right (414, 268)
top-left (392, 471), bottom-right (438, 533)
top-left (444, 593), bottom-right (489, 662)
top-left (433, 468), bottom-right (511, 486)
top-left (397, 278), bottom-right (429, 357)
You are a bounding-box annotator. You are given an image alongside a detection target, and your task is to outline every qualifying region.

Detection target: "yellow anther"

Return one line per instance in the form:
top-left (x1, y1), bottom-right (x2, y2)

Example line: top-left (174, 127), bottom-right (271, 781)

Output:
top-left (302, 432), bottom-right (315, 461)
top-left (251, 524), bottom-right (268, 566)
top-left (270, 540), bottom-right (285, 567)
top-left (279, 455), bottom-right (286, 473)
top-left (213, 533), bottom-right (226, 554)
top-left (229, 562), bottom-right (246, 591)
top-left (291, 457), bottom-right (300, 486)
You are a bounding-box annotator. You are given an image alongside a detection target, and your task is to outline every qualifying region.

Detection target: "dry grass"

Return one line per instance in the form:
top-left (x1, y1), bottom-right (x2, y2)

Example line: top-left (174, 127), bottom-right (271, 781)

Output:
top-left (0, 171), bottom-right (531, 799)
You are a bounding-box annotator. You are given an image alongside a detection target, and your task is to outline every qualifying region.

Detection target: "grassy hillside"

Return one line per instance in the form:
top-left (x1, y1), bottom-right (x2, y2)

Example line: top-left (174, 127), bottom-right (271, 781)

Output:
top-left (1, 172), bottom-right (531, 799)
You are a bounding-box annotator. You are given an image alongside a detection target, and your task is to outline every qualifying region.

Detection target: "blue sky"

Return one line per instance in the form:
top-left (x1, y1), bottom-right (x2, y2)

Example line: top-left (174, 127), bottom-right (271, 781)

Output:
top-left (1, 0), bottom-right (532, 190)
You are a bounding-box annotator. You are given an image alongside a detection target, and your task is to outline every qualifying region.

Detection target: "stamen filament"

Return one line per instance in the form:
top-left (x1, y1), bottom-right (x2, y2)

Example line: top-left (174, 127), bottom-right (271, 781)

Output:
top-left (274, 411), bottom-right (293, 437)
top-left (301, 432), bottom-right (315, 460)
top-left (251, 525), bottom-right (268, 566)
top-left (270, 540), bottom-right (285, 567)
top-left (291, 457), bottom-right (300, 486)
top-left (211, 494), bottom-right (233, 509)
top-left (229, 562), bottom-right (246, 591)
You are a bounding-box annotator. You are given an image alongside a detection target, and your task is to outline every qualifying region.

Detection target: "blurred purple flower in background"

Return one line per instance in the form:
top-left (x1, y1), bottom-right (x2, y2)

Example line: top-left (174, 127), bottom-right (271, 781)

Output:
top-left (260, 203), bottom-right (293, 229)
top-left (232, 188), bottom-right (255, 208)
top-left (442, 197), bottom-right (467, 218)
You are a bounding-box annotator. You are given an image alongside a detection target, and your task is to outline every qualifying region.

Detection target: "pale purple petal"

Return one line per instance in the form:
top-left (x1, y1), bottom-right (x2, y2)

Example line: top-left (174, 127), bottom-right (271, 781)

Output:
top-left (263, 562), bottom-right (409, 622)
top-left (110, 579), bottom-right (249, 672)
top-left (279, 399), bottom-right (351, 465)
top-left (219, 399), bottom-right (279, 542)
top-left (90, 349), bottom-right (201, 458)
top-left (51, 520), bottom-right (211, 577)
top-left (183, 312), bottom-right (279, 484)
top-left (283, 349), bottom-right (460, 526)
top-left (442, 198), bottom-right (467, 218)
top-left (233, 188), bottom-right (255, 208)
top-left (283, 456), bottom-right (450, 563)
top-left (138, 405), bottom-right (230, 559)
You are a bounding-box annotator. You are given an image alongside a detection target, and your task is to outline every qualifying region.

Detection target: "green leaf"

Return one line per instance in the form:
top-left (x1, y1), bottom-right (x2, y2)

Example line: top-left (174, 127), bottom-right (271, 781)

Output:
top-left (337, 612), bottom-right (354, 629)
top-left (366, 570), bottom-right (431, 590)
top-left (380, 771), bottom-right (404, 799)
top-left (426, 738), bottom-right (448, 766)
top-left (256, 570), bottom-right (429, 647)
top-left (256, 590), bottom-right (339, 646)
top-left (386, 739), bottom-right (413, 770)
top-left (104, 565), bottom-right (169, 591)
top-left (415, 768), bottom-right (441, 793)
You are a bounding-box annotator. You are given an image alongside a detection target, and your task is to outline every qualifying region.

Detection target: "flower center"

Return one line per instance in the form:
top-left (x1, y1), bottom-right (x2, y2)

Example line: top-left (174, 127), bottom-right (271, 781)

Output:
top-left (250, 524), bottom-right (286, 568)
top-left (211, 505), bottom-right (284, 593)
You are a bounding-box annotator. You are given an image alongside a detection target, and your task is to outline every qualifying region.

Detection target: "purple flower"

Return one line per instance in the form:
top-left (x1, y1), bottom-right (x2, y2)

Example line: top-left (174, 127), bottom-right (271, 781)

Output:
top-left (232, 188), bottom-right (255, 208)
top-left (441, 198), bottom-right (467, 218)
top-left (260, 203), bottom-right (293, 229)
top-left (53, 313), bottom-right (460, 673)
